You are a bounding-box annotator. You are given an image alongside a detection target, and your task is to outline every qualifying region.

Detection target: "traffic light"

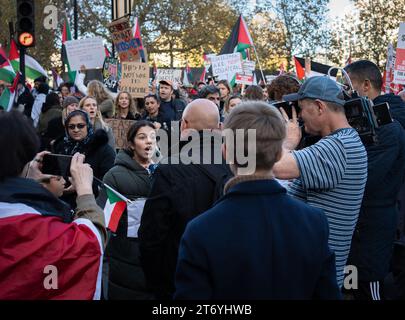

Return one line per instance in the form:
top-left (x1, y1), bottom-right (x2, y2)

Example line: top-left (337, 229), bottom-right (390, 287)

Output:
top-left (16, 0), bottom-right (35, 47)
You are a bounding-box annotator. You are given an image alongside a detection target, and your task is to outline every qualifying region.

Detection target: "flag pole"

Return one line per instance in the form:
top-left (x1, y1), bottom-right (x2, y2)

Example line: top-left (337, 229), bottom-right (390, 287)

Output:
top-left (252, 44), bottom-right (266, 86)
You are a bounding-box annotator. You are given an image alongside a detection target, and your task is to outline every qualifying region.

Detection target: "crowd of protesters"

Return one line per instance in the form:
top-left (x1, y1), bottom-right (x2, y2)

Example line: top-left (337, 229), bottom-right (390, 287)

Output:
top-left (1, 59), bottom-right (405, 300)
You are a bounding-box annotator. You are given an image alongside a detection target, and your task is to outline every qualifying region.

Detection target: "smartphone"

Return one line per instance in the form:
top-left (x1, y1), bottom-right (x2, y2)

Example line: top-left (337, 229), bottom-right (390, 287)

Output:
top-left (42, 154), bottom-right (73, 177)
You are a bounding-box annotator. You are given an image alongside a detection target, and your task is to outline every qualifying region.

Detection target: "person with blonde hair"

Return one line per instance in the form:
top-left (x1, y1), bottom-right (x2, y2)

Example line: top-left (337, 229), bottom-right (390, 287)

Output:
top-left (114, 91), bottom-right (140, 120)
top-left (76, 66), bottom-right (115, 118)
top-left (79, 96), bottom-right (115, 149)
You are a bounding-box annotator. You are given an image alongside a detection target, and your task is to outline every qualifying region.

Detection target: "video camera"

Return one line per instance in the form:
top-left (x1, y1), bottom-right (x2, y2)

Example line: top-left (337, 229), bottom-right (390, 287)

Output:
top-left (342, 91), bottom-right (393, 145)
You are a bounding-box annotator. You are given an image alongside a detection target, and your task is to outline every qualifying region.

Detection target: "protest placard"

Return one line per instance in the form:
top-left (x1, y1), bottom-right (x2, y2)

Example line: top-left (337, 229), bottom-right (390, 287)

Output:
top-left (120, 62), bottom-right (149, 98)
top-left (105, 119), bottom-right (136, 149)
top-left (103, 57), bottom-right (121, 92)
top-left (64, 37), bottom-right (105, 71)
top-left (155, 69), bottom-right (183, 86)
top-left (235, 74), bottom-right (253, 85)
top-left (211, 53), bottom-right (243, 82)
top-left (108, 16), bottom-right (142, 62)
top-left (394, 23), bottom-right (405, 85)
top-left (242, 60), bottom-right (256, 75)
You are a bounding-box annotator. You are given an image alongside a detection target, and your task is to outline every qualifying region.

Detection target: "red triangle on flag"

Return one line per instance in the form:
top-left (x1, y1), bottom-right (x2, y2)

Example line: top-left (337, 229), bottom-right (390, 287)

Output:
top-left (294, 56), bottom-right (305, 80)
top-left (238, 16), bottom-right (254, 46)
top-left (9, 40), bottom-right (19, 61)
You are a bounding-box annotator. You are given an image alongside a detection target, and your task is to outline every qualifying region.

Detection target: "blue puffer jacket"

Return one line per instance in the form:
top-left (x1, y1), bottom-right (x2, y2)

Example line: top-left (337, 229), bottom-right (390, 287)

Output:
top-left (348, 94), bottom-right (405, 281)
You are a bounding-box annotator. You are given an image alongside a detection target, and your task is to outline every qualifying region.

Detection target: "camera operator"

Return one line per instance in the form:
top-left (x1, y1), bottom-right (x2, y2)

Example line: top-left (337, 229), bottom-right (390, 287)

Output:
top-left (344, 60), bottom-right (405, 300)
top-left (272, 76), bottom-right (368, 289)
top-left (0, 111), bottom-right (106, 299)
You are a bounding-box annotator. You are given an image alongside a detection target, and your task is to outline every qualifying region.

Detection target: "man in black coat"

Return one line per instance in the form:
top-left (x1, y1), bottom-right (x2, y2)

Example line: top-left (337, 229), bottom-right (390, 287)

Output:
top-left (345, 60), bottom-right (405, 300)
top-left (139, 99), bottom-right (232, 299)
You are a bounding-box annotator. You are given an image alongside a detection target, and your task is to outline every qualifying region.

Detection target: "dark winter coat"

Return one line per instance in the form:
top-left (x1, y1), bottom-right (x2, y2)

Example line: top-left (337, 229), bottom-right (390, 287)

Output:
top-left (103, 149), bottom-right (153, 300)
top-left (138, 131), bottom-right (233, 299)
top-left (53, 129), bottom-right (116, 207)
top-left (348, 94), bottom-right (405, 281)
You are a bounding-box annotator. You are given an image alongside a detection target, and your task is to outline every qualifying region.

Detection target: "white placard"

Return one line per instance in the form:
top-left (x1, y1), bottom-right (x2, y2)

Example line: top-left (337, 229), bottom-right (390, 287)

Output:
top-left (211, 53), bottom-right (243, 82)
top-left (394, 23), bottom-right (405, 84)
top-left (127, 198), bottom-right (147, 238)
top-left (242, 60), bottom-right (256, 75)
top-left (155, 69), bottom-right (183, 85)
top-left (64, 37), bottom-right (106, 71)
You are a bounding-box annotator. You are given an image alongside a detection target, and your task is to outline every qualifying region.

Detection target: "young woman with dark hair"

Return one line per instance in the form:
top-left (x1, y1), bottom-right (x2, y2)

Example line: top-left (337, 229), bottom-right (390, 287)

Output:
top-left (103, 120), bottom-right (157, 299)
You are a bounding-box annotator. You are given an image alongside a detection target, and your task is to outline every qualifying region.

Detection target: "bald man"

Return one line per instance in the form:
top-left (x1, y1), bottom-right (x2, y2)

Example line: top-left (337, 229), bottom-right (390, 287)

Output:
top-left (139, 99), bottom-right (232, 300)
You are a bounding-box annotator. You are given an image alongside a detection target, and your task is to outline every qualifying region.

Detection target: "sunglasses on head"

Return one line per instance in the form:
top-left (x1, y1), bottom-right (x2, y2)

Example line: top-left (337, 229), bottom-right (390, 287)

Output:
top-left (68, 123), bottom-right (86, 130)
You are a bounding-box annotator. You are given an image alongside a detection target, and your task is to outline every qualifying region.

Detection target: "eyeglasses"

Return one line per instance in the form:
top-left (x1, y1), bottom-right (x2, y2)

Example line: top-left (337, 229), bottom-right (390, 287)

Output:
top-left (68, 123), bottom-right (86, 130)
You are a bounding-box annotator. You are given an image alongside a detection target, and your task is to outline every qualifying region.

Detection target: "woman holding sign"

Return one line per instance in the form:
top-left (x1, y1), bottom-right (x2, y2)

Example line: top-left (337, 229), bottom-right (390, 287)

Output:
top-left (103, 120), bottom-right (158, 300)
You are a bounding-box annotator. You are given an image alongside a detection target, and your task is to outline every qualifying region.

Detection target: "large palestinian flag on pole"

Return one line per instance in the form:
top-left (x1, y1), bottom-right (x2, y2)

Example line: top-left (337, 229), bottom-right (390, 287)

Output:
top-left (0, 46), bottom-right (16, 84)
top-left (9, 39), bottom-right (47, 80)
top-left (294, 57), bottom-right (338, 80)
top-left (62, 17), bottom-right (76, 83)
top-left (0, 202), bottom-right (103, 299)
top-left (220, 15), bottom-right (254, 59)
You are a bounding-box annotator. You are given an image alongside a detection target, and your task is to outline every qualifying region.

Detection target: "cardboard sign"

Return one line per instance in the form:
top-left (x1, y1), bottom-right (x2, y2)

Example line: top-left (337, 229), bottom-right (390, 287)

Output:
top-left (64, 37), bottom-right (105, 71)
top-left (120, 62), bottom-right (149, 98)
top-left (235, 73), bottom-right (253, 85)
top-left (105, 119), bottom-right (136, 149)
top-left (155, 69), bottom-right (183, 86)
top-left (394, 23), bottom-right (405, 85)
top-left (108, 16), bottom-right (142, 62)
top-left (210, 53), bottom-right (243, 82)
top-left (103, 57), bottom-right (121, 92)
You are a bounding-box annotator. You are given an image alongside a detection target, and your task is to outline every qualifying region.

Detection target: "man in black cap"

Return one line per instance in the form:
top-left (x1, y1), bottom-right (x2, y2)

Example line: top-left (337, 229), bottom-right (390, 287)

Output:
top-left (273, 76), bottom-right (368, 290)
top-left (158, 79), bottom-right (186, 123)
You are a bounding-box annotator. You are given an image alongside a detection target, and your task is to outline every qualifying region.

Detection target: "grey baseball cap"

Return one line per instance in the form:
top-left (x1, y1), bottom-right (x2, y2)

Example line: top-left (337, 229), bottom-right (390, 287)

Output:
top-left (283, 76), bottom-right (346, 106)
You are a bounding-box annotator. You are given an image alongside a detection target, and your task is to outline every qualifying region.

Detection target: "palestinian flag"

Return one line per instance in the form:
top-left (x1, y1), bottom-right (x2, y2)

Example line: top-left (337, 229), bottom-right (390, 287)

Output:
top-left (294, 57), bottom-right (338, 80)
top-left (0, 202), bottom-right (103, 299)
top-left (104, 45), bottom-right (111, 58)
top-left (0, 72), bottom-right (20, 111)
top-left (220, 15), bottom-right (254, 60)
top-left (132, 17), bottom-right (146, 62)
top-left (62, 17), bottom-right (76, 83)
top-left (9, 39), bottom-right (47, 80)
top-left (103, 186), bottom-right (127, 233)
top-left (0, 46), bottom-right (16, 84)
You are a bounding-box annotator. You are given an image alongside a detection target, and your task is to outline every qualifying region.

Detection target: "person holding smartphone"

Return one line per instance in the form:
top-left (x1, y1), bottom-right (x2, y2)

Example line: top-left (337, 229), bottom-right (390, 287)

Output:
top-left (0, 111), bottom-right (106, 299)
top-left (52, 110), bottom-right (115, 208)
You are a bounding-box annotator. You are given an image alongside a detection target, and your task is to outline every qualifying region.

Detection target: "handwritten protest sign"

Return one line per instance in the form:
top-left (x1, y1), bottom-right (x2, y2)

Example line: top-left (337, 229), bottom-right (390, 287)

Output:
top-left (105, 119), bottom-right (136, 149)
top-left (242, 60), bottom-right (256, 75)
top-left (64, 37), bottom-right (105, 71)
top-left (103, 57), bottom-right (121, 92)
top-left (394, 23), bottom-right (405, 85)
top-left (211, 53), bottom-right (243, 82)
top-left (120, 62), bottom-right (149, 98)
top-left (155, 69), bottom-right (183, 86)
top-left (108, 16), bottom-right (141, 62)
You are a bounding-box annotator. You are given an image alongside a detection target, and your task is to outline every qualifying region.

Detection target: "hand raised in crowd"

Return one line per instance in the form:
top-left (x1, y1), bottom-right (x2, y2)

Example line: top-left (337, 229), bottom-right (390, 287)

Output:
top-left (24, 151), bottom-right (51, 181)
top-left (69, 152), bottom-right (93, 196)
top-left (279, 106), bottom-right (302, 151)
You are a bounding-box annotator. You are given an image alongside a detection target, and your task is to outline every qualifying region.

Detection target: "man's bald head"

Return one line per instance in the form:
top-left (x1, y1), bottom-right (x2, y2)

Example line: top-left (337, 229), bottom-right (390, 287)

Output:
top-left (182, 99), bottom-right (220, 131)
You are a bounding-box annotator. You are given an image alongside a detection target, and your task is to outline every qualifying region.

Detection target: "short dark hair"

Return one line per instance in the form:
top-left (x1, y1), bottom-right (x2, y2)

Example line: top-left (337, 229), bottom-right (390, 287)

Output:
top-left (0, 111), bottom-right (40, 180)
top-left (244, 85), bottom-right (264, 101)
top-left (198, 85), bottom-right (220, 98)
top-left (344, 60), bottom-right (383, 91)
top-left (127, 120), bottom-right (156, 143)
top-left (144, 94), bottom-right (160, 104)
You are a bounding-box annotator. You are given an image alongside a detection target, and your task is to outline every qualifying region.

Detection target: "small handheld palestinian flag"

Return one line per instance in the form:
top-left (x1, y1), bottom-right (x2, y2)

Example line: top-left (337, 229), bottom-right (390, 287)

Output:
top-left (103, 185), bottom-right (129, 232)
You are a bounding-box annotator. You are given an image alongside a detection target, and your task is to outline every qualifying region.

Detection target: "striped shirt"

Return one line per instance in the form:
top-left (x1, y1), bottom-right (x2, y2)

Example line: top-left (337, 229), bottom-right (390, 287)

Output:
top-left (288, 128), bottom-right (368, 287)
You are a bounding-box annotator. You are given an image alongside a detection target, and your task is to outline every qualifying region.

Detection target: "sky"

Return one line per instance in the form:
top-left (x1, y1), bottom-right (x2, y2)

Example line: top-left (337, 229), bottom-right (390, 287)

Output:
top-left (329, 0), bottom-right (354, 18)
